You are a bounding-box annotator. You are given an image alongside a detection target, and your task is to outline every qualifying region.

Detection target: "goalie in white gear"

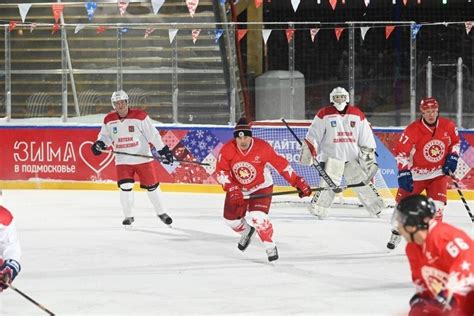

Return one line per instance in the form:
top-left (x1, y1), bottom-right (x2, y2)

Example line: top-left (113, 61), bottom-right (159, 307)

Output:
top-left (299, 87), bottom-right (384, 218)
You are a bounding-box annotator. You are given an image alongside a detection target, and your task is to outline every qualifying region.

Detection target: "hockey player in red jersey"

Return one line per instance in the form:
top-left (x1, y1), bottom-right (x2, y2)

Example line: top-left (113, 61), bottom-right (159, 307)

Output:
top-left (0, 204), bottom-right (21, 292)
top-left (392, 194), bottom-right (474, 316)
top-left (387, 97), bottom-right (460, 249)
top-left (91, 90), bottom-right (173, 226)
top-left (216, 118), bottom-right (311, 262)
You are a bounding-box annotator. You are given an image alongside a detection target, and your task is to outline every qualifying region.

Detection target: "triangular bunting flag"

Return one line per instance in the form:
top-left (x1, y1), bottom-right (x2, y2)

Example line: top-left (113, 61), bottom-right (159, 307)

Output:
top-left (85, 2), bottom-right (97, 21)
top-left (411, 24), bottom-right (422, 39)
top-left (52, 23), bottom-right (61, 35)
top-left (119, 27), bottom-right (128, 34)
top-left (169, 29), bottom-right (178, 43)
top-left (360, 26), bottom-right (370, 40)
top-left (220, 0), bottom-right (226, 5)
top-left (255, 0), bottom-right (263, 8)
top-left (329, 0), bottom-right (337, 10)
top-left (96, 26), bottom-right (109, 34)
top-left (364, 0), bottom-right (370, 6)
top-left (192, 29), bottom-right (201, 44)
top-left (262, 29), bottom-right (272, 44)
top-left (310, 28), bottom-right (319, 42)
top-left (18, 4), bottom-right (32, 23)
top-left (214, 29), bottom-right (224, 43)
top-left (286, 28), bottom-right (295, 43)
top-left (417, 0), bottom-right (421, 3)
top-left (335, 28), bottom-right (344, 41)
top-left (385, 25), bottom-right (395, 39)
top-left (30, 23), bottom-right (37, 33)
top-left (151, 0), bottom-right (165, 14)
top-left (118, 0), bottom-right (129, 16)
top-left (144, 27), bottom-right (156, 38)
top-left (465, 22), bottom-right (473, 35)
top-left (75, 24), bottom-right (85, 34)
top-left (52, 3), bottom-right (64, 23)
top-left (291, 0), bottom-right (301, 12)
top-left (186, 0), bottom-right (199, 18)
top-left (8, 21), bottom-right (17, 32)
top-left (237, 29), bottom-right (248, 42)
top-left (403, 0), bottom-right (408, 4)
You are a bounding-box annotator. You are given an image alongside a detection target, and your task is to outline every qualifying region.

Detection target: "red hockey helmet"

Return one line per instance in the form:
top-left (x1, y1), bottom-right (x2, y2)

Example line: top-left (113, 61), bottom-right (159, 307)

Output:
top-left (419, 97), bottom-right (439, 111)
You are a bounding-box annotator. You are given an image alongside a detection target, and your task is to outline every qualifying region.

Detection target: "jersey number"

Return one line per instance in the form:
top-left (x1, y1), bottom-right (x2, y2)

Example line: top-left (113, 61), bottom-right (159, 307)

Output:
top-left (446, 238), bottom-right (470, 258)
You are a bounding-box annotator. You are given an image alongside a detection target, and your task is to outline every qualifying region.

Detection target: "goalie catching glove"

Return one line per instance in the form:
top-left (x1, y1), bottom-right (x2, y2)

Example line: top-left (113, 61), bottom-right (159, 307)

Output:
top-left (299, 139), bottom-right (317, 166)
top-left (292, 176), bottom-right (311, 198)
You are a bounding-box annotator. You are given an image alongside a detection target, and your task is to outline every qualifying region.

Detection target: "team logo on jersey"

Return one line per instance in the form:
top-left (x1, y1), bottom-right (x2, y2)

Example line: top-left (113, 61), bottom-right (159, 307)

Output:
top-left (423, 140), bottom-right (445, 163)
top-left (350, 121), bottom-right (355, 127)
top-left (113, 127), bottom-right (118, 134)
top-left (331, 121), bottom-right (336, 127)
top-left (421, 266), bottom-right (448, 297)
top-left (128, 126), bottom-right (134, 132)
top-left (232, 161), bottom-right (257, 185)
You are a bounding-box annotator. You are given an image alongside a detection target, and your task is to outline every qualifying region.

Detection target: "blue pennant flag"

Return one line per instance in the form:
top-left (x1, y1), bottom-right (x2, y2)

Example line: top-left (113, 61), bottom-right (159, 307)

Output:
top-left (220, 0), bottom-right (226, 4)
top-left (85, 2), bottom-right (97, 21)
top-left (411, 24), bottom-right (422, 40)
top-left (119, 27), bottom-right (129, 34)
top-left (214, 29), bottom-right (224, 43)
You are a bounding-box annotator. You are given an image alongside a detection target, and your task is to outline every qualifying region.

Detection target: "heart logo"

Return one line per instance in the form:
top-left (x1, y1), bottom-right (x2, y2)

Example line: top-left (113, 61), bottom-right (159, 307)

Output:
top-left (79, 141), bottom-right (114, 174)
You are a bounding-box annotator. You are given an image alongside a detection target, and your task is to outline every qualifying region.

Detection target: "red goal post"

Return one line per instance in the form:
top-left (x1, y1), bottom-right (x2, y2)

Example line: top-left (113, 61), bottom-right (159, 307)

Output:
top-left (250, 120), bottom-right (396, 207)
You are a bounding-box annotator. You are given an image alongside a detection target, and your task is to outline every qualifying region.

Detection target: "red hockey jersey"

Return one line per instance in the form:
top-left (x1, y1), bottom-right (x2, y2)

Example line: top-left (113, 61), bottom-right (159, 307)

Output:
top-left (395, 117), bottom-right (460, 181)
top-left (216, 137), bottom-right (298, 193)
top-left (406, 221), bottom-right (474, 314)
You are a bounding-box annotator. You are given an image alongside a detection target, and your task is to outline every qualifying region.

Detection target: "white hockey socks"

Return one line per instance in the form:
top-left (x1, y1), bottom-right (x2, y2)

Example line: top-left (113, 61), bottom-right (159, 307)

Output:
top-left (147, 187), bottom-right (168, 216)
top-left (120, 190), bottom-right (134, 218)
top-left (249, 211), bottom-right (276, 250)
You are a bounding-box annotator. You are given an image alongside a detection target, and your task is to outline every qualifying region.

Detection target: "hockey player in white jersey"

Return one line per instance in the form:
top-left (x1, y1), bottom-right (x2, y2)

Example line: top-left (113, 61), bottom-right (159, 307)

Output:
top-left (91, 90), bottom-right (173, 226)
top-left (299, 87), bottom-right (384, 218)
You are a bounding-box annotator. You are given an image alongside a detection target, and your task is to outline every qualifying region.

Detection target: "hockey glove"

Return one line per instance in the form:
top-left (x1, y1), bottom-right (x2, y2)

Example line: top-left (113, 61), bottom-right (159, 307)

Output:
top-left (91, 140), bottom-right (106, 156)
top-left (228, 185), bottom-right (245, 209)
top-left (151, 146), bottom-right (174, 165)
top-left (398, 170), bottom-right (414, 192)
top-left (442, 153), bottom-right (458, 176)
top-left (0, 259), bottom-right (21, 290)
top-left (292, 176), bottom-right (311, 198)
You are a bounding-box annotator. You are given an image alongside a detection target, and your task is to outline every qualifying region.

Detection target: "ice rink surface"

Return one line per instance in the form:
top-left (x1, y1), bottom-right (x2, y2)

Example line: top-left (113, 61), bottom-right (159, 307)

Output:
top-left (0, 190), bottom-right (473, 316)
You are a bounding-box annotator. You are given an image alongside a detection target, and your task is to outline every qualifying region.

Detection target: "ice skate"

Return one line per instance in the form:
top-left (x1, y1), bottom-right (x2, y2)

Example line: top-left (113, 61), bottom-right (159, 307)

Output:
top-left (238, 226), bottom-right (255, 251)
top-left (122, 217), bottom-right (134, 225)
top-left (387, 229), bottom-right (401, 250)
top-left (266, 246), bottom-right (279, 262)
top-left (158, 213), bottom-right (173, 225)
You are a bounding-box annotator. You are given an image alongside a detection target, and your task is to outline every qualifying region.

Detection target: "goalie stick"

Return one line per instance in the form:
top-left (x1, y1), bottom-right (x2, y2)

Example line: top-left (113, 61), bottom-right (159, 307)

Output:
top-left (246, 183), bottom-right (367, 200)
top-left (101, 149), bottom-right (210, 166)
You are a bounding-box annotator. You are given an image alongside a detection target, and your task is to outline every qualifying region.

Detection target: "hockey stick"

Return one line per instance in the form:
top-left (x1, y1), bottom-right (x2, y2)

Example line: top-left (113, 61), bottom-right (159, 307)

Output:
top-left (102, 149), bottom-right (210, 166)
top-left (246, 183), bottom-right (367, 200)
top-left (450, 174), bottom-right (474, 222)
top-left (4, 283), bottom-right (55, 315)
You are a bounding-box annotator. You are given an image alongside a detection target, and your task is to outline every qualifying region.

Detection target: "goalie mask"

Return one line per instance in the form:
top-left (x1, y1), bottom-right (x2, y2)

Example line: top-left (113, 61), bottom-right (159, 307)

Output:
top-left (111, 90), bottom-right (129, 109)
top-left (329, 87), bottom-right (349, 111)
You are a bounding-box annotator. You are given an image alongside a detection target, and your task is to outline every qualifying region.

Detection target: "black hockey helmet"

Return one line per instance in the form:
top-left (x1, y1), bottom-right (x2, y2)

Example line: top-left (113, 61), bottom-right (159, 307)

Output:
top-left (391, 194), bottom-right (436, 230)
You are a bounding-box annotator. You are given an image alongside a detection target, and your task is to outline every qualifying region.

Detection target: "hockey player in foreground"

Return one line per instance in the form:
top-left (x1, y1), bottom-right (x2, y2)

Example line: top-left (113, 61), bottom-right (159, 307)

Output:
top-left (387, 97), bottom-right (460, 250)
top-left (299, 87), bottom-right (384, 218)
top-left (216, 118), bottom-right (311, 262)
top-left (392, 194), bottom-right (474, 316)
top-left (0, 204), bottom-right (21, 292)
top-left (91, 90), bottom-right (174, 226)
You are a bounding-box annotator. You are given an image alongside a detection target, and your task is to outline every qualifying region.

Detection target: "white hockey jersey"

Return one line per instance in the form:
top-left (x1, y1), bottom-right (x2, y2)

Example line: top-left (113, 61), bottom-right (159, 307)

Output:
top-left (97, 109), bottom-right (166, 165)
top-left (305, 105), bottom-right (376, 163)
top-left (0, 206), bottom-right (21, 263)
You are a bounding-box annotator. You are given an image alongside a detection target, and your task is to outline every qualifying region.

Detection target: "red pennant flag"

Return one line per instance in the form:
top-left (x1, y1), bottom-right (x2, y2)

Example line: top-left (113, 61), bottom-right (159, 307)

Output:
top-left (118, 0), bottom-right (129, 16)
top-left (403, 0), bottom-right (408, 5)
top-left (255, 0), bottom-right (263, 8)
top-left (144, 27), bottom-right (156, 39)
top-left (335, 28), bottom-right (344, 41)
top-left (286, 28), bottom-right (295, 43)
top-left (186, 0), bottom-right (199, 18)
top-left (192, 29), bottom-right (201, 44)
top-left (329, 0), bottom-right (337, 10)
top-left (385, 25), bottom-right (395, 39)
top-left (30, 23), bottom-right (37, 33)
top-left (52, 23), bottom-right (61, 34)
top-left (96, 26), bottom-right (109, 34)
top-left (237, 29), bottom-right (248, 42)
top-left (8, 21), bottom-right (18, 32)
top-left (51, 3), bottom-right (64, 23)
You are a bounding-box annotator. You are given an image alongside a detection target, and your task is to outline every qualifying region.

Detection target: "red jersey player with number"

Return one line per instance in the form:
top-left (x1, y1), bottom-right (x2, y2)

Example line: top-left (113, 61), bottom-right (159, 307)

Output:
top-left (392, 194), bottom-right (474, 316)
top-left (216, 118), bottom-right (311, 262)
top-left (387, 97), bottom-right (460, 250)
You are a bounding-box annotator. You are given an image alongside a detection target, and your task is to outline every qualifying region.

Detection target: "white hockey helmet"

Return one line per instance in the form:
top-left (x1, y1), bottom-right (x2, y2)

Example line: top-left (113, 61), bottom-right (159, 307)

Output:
top-left (111, 90), bottom-right (128, 108)
top-left (329, 87), bottom-right (349, 111)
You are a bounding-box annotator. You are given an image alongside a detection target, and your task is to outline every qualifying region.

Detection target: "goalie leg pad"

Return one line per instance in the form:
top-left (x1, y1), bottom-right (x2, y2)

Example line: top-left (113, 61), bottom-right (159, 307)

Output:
top-left (309, 158), bottom-right (344, 217)
top-left (352, 184), bottom-right (385, 216)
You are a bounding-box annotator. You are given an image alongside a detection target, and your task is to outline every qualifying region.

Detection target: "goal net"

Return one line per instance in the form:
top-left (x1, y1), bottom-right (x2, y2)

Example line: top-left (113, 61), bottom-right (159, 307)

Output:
top-left (251, 120), bottom-right (396, 208)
